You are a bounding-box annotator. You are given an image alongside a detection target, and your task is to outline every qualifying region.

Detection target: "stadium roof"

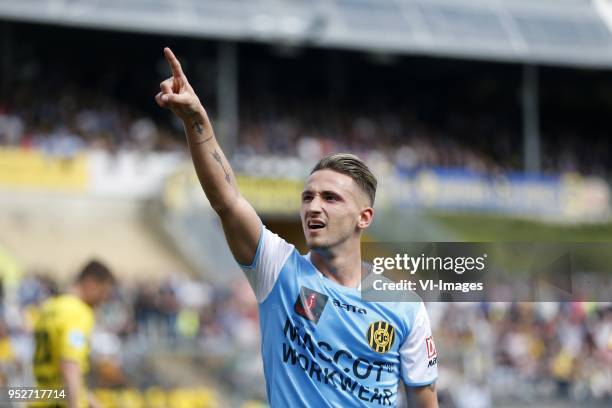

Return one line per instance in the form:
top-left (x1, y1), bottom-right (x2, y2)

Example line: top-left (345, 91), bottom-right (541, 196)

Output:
top-left (1, 0), bottom-right (612, 68)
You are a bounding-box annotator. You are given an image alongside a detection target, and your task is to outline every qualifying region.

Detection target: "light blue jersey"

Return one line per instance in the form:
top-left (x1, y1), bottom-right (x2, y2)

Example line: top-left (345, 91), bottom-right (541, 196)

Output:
top-left (241, 226), bottom-right (438, 407)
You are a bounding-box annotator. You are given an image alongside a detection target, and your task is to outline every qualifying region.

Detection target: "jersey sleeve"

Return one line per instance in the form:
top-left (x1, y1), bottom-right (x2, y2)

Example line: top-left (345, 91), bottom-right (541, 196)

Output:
top-left (59, 313), bottom-right (92, 368)
top-left (239, 224), bottom-right (295, 303)
top-left (399, 301), bottom-right (438, 386)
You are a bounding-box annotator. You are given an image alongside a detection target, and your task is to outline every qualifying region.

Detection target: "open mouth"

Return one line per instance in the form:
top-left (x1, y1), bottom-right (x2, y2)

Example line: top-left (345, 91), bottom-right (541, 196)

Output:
top-left (307, 220), bottom-right (326, 230)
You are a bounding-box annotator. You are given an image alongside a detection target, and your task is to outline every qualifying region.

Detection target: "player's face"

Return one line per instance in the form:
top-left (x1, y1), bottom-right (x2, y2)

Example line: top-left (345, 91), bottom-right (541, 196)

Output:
top-left (83, 279), bottom-right (114, 307)
top-left (301, 169), bottom-right (371, 250)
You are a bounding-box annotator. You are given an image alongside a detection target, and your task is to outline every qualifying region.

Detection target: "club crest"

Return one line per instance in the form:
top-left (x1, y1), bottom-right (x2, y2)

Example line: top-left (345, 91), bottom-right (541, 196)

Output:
top-left (367, 321), bottom-right (395, 353)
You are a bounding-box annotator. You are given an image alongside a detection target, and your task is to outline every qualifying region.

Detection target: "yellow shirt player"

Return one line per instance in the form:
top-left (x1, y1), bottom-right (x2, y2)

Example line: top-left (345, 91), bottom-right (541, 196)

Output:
top-left (32, 260), bottom-right (115, 408)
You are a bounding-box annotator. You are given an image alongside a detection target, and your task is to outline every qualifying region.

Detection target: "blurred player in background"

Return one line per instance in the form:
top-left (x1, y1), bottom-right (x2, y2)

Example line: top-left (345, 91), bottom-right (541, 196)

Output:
top-left (32, 260), bottom-right (115, 408)
top-left (156, 47), bottom-right (438, 407)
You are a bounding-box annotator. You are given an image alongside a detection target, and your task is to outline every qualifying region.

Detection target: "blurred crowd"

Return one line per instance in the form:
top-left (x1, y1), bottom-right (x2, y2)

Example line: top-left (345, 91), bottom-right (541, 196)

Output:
top-left (235, 103), bottom-right (507, 177)
top-left (0, 86), bottom-right (510, 176)
top-left (234, 89), bottom-right (611, 178)
top-left (0, 273), bottom-right (610, 405)
top-left (0, 86), bottom-right (182, 156)
top-left (430, 301), bottom-right (612, 407)
top-left (1, 82), bottom-right (610, 179)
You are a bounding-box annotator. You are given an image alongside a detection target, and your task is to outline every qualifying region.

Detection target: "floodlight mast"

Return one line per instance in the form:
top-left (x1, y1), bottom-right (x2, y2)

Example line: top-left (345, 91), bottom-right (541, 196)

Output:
top-left (217, 42), bottom-right (239, 158)
top-left (522, 64), bottom-right (541, 175)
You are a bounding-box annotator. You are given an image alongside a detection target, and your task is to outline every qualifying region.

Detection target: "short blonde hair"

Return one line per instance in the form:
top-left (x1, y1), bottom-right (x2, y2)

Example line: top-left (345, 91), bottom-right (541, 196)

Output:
top-left (311, 153), bottom-right (377, 205)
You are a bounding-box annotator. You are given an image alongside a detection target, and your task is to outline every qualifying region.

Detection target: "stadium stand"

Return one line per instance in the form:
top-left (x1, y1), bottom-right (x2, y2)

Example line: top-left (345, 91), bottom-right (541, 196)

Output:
top-left (2, 65), bottom-right (612, 178)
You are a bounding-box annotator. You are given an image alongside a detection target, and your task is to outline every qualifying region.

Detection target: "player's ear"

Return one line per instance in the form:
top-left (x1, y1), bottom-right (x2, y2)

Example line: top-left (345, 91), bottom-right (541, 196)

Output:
top-left (357, 207), bottom-right (374, 229)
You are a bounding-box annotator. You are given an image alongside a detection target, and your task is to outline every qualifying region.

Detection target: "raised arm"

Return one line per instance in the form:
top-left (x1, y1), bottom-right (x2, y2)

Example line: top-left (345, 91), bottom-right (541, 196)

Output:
top-left (155, 47), bottom-right (260, 265)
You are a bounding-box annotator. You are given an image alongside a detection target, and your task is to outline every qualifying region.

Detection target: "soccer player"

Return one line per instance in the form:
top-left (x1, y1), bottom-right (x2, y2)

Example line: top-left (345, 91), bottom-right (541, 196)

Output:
top-left (156, 47), bottom-right (438, 407)
top-left (32, 260), bottom-right (115, 408)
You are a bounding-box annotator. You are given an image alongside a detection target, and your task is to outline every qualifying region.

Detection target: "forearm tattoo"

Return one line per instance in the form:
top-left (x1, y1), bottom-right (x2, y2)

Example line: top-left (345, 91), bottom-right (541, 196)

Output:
top-left (190, 112), bottom-right (204, 135)
top-left (212, 150), bottom-right (232, 184)
top-left (192, 120), bottom-right (204, 135)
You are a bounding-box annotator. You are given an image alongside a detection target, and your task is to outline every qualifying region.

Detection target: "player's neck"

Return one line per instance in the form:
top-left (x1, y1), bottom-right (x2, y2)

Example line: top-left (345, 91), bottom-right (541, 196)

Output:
top-left (310, 241), bottom-right (362, 288)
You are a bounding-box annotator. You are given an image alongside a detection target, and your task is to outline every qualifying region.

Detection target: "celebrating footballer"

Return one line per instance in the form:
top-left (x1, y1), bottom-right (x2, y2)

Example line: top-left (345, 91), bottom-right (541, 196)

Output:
top-left (156, 47), bottom-right (438, 408)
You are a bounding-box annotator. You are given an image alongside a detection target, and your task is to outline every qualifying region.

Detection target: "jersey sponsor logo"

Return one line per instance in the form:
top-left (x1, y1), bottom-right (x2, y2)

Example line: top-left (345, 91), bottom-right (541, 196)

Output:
top-left (294, 286), bottom-right (329, 324)
top-left (333, 299), bottom-right (367, 315)
top-left (282, 317), bottom-right (397, 405)
top-left (425, 336), bottom-right (437, 358)
top-left (367, 321), bottom-right (395, 354)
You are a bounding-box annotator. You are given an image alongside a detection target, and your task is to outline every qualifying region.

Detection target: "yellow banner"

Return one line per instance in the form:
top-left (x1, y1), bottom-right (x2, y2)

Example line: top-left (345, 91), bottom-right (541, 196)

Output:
top-left (236, 175), bottom-right (302, 215)
top-left (0, 148), bottom-right (88, 191)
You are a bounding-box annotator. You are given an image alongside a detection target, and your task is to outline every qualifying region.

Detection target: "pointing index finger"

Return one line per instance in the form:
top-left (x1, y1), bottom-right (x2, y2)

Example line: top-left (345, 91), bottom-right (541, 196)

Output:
top-left (164, 47), bottom-right (184, 78)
